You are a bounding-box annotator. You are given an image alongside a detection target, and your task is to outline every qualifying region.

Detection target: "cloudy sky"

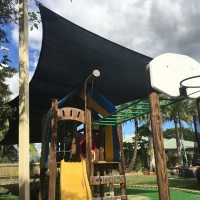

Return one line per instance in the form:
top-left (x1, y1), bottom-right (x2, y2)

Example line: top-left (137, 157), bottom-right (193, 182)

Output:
top-left (3, 0), bottom-right (200, 99)
top-left (1, 0), bottom-right (199, 136)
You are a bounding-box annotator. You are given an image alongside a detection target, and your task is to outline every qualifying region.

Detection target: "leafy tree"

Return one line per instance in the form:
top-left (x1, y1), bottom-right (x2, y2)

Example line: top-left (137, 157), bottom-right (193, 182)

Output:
top-left (163, 127), bottom-right (195, 141)
top-left (0, 143), bottom-right (39, 163)
top-left (123, 124), bottom-right (150, 171)
top-left (0, 0), bottom-right (41, 68)
top-left (0, 61), bottom-right (17, 141)
top-left (29, 143), bottom-right (39, 161)
top-left (162, 99), bottom-right (197, 165)
top-left (0, 58), bottom-right (17, 163)
top-left (119, 101), bottom-right (148, 172)
top-left (0, 0), bottom-right (41, 161)
top-left (0, 144), bottom-right (18, 163)
top-left (125, 119), bottom-right (139, 173)
top-left (119, 100), bottom-right (156, 172)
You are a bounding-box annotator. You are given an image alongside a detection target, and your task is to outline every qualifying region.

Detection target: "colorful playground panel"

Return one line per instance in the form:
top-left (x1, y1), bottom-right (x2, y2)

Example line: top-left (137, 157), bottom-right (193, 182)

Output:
top-left (80, 89), bottom-right (119, 162)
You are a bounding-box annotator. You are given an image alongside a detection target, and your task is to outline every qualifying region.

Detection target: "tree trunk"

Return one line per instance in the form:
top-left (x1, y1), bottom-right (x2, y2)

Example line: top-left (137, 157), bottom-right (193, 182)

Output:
top-left (148, 131), bottom-right (155, 171)
top-left (175, 119), bottom-right (183, 166)
top-left (125, 119), bottom-right (139, 173)
top-left (147, 121), bottom-right (155, 171)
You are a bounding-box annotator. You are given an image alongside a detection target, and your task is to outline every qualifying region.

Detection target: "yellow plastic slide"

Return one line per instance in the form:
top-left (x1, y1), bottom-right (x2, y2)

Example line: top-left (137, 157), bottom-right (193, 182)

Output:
top-left (60, 160), bottom-right (92, 200)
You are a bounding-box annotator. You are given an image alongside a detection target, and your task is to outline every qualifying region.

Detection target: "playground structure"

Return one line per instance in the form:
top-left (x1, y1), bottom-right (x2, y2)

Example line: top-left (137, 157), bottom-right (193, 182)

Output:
top-left (38, 53), bottom-right (200, 200)
top-left (39, 70), bottom-right (127, 200)
top-left (2, 4), bottom-right (200, 200)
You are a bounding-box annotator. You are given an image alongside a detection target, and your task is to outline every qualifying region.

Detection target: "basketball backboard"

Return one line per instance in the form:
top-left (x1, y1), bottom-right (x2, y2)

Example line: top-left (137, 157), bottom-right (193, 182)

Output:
top-left (148, 53), bottom-right (200, 99)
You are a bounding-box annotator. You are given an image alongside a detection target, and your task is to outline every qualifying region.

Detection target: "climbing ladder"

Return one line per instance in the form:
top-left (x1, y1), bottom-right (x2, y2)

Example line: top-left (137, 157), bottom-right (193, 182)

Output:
top-left (91, 96), bottom-right (184, 126)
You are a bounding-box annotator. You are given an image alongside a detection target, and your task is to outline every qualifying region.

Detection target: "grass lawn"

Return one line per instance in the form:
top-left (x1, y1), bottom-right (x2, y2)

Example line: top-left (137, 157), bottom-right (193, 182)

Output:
top-left (124, 187), bottom-right (200, 200)
top-left (124, 173), bottom-right (200, 199)
top-left (2, 174), bottom-right (200, 199)
top-left (126, 173), bottom-right (200, 191)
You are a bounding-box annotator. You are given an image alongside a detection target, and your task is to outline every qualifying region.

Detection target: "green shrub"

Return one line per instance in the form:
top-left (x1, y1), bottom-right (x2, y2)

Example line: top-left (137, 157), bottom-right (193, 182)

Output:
top-left (134, 157), bottom-right (143, 172)
top-left (167, 156), bottom-right (177, 167)
top-left (192, 153), bottom-right (200, 165)
top-left (183, 153), bottom-right (193, 165)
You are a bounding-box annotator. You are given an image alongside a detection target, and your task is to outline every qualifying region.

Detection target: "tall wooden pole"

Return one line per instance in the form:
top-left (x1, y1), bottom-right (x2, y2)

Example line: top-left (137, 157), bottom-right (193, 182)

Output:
top-left (49, 99), bottom-right (58, 200)
top-left (85, 84), bottom-right (93, 198)
top-left (39, 113), bottom-right (47, 200)
top-left (99, 126), bottom-right (105, 197)
top-left (85, 85), bottom-right (92, 178)
top-left (71, 97), bottom-right (78, 162)
top-left (117, 124), bottom-right (127, 200)
top-left (146, 64), bottom-right (170, 200)
top-left (19, 0), bottom-right (29, 199)
top-left (99, 126), bottom-right (105, 161)
top-left (72, 120), bottom-right (77, 161)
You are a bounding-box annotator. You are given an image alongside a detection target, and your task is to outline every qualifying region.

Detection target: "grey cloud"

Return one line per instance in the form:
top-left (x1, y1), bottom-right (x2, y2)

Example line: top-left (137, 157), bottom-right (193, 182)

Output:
top-left (37, 0), bottom-right (200, 62)
top-left (148, 0), bottom-right (200, 61)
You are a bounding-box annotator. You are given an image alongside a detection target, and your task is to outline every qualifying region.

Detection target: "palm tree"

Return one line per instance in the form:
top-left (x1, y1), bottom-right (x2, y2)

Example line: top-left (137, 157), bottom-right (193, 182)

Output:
top-left (146, 117), bottom-right (155, 171)
top-left (125, 118), bottom-right (139, 173)
top-left (119, 101), bottom-right (153, 172)
top-left (162, 99), bottom-right (197, 166)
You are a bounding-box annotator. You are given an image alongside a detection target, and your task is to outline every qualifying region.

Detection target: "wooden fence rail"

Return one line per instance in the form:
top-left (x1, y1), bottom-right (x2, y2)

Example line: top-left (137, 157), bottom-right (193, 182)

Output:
top-left (0, 163), bottom-right (40, 178)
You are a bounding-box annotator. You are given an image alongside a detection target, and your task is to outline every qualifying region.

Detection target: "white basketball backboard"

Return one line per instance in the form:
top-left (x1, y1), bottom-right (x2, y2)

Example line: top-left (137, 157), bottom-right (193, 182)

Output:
top-left (148, 53), bottom-right (200, 99)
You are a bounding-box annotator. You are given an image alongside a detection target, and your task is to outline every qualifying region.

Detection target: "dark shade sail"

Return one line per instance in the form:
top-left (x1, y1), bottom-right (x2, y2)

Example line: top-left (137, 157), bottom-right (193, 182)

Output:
top-left (0, 5), bottom-right (152, 145)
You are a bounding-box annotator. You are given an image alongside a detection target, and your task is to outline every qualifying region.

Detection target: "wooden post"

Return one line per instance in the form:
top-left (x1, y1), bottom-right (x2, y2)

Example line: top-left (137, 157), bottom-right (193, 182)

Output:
top-left (100, 168), bottom-right (104, 197)
top-left (99, 126), bottom-right (105, 161)
top-left (85, 84), bottom-right (93, 197)
top-left (39, 113), bottom-right (47, 200)
top-left (146, 64), bottom-right (170, 200)
top-left (71, 97), bottom-right (78, 162)
top-left (85, 85), bottom-right (92, 178)
top-left (19, 0), bottom-right (29, 199)
top-left (72, 120), bottom-right (77, 161)
top-left (38, 168), bottom-right (45, 200)
top-left (109, 169), bottom-right (114, 194)
top-left (48, 99), bottom-right (58, 200)
top-left (99, 126), bottom-right (105, 196)
top-left (117, 124), bottom-right (127, 200)
top-left (84, 70), bottom-right (100, 197)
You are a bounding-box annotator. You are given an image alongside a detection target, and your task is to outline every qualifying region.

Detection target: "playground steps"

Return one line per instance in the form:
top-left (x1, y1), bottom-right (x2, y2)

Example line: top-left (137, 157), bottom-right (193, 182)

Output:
top-left (92, 196), bottom-right (125, 200)
top-left (91, 162), bottom-right (126, 200)
top-left (90, 175), bottom-right (125, 185)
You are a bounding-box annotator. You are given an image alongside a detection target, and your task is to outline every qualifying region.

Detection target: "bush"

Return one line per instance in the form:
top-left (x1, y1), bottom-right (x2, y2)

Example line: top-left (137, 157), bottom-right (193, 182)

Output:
top-left (183, 153), bottom-right (193, 165)
top-left (133, 157), bottom-right (143, 172)
top-left (167, 155), bottom-right (177, 167)
top-left (192, 153), bottom-right (200, 165)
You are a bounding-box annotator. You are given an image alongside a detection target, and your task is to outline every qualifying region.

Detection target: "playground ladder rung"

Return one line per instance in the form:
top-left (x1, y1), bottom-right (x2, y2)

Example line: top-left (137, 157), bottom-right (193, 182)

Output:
top-left (129, 107), bottom-right (150, 110)
top-left (118, 111), bottom-right (144, 114)
top-left (92, 122), bottom-right (117, 126)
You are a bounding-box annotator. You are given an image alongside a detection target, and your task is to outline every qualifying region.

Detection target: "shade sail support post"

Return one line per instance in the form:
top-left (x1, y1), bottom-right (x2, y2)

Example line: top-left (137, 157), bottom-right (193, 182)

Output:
top-left (19, 0), bottom-right (30, 199)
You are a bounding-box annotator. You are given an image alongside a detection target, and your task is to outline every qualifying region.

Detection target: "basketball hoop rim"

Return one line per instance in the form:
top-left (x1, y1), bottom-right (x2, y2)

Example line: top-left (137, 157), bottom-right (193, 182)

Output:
top-left (180, 75), bottom-right (200, 88)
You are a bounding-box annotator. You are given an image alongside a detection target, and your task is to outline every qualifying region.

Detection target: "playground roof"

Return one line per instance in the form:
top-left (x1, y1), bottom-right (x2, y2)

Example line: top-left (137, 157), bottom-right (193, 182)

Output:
top-left (1, 5), bottom-right (153, 144)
